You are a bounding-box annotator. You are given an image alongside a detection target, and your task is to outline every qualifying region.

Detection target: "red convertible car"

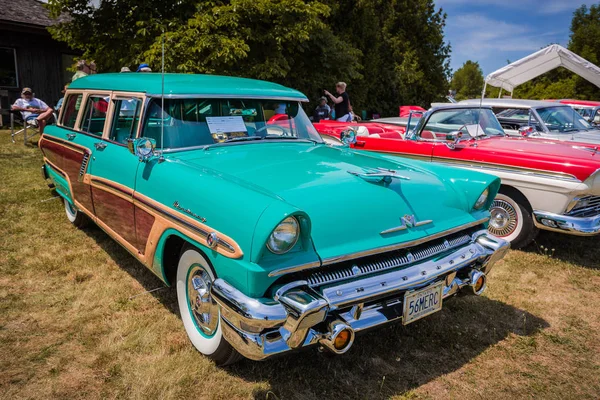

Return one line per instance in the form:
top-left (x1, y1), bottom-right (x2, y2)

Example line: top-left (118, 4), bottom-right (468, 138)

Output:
top-left (314, 105), bottom-right (600, 248)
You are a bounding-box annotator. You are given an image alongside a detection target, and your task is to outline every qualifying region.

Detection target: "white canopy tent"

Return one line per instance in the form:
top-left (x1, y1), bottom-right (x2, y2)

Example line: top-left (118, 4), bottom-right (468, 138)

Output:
top-left (483, 44), bottom-right (600, 97)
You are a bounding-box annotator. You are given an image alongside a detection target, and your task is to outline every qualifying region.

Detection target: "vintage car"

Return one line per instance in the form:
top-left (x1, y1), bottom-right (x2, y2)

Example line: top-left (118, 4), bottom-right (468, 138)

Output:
top-left (315, 105), bottom-right (600, 249)
top-left (460, 98), bottom-right (600, 144)
top-left (551, 99), bottom-right (600, 125)
top-left (38, 73), bottom-right (509, 365)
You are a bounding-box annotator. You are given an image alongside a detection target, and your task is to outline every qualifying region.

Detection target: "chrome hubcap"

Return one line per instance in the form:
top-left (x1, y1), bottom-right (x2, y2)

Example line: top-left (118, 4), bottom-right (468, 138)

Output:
top-left (187, 266), bottom-right (218, 336)
top-left (488, 199), bottom-right (518, 237)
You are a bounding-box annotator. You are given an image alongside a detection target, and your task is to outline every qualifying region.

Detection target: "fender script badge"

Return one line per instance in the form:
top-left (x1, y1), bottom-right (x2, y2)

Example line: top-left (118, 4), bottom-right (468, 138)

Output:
top-left (380, 214), bottom-right (432, 235)
top-left (173, 201), bottom-right (207, 223)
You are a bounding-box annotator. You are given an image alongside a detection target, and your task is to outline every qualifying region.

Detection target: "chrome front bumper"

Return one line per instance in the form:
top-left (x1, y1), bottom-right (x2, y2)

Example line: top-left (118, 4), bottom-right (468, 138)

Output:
top-left (211, 231), bottom-right (509, 361)
top-left (533, 210), bottom-right (600, 236)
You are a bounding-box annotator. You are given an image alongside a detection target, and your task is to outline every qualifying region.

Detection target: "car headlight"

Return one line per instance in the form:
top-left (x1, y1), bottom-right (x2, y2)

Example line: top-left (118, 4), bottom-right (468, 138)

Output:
top-left (474, 188), bottom-right (490, 210)
top-left (267, 216), bottom-right (300, 254)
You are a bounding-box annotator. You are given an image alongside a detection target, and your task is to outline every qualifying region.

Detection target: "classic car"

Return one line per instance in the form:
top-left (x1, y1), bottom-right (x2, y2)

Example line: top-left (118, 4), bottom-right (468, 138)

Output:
top-left (315, 105), bottom-right (600, 249)
top-left (551, 99), bottom-right (600, 125)
top-left (460, 98), bottom-right (600, 144)
top-left (38, 73), bottom-right (509, 365)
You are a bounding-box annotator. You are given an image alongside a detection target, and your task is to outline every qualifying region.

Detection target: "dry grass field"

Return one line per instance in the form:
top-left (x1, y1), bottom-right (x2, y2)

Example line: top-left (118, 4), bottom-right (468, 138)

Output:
top-left (1, 130), bottom-right (599, 400)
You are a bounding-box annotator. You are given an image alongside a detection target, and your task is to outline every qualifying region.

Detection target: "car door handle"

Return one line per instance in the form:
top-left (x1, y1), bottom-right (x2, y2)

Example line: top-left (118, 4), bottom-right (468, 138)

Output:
top-left (94, 142), bottom-right (107, 150)
top-left (66, 133), bottom-right (76, 140)
top-left (355, 140), bottom-right (366, 147)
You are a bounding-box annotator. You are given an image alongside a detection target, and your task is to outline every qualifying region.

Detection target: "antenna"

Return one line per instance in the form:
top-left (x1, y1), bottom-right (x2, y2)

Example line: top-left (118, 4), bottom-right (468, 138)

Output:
top-left (159, 28), bottom-right (165, 162)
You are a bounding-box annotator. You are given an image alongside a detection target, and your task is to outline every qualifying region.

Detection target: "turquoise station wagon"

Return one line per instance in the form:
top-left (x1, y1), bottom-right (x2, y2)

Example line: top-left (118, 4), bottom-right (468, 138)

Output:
top-left (39, 73), bottom-right (509, 365)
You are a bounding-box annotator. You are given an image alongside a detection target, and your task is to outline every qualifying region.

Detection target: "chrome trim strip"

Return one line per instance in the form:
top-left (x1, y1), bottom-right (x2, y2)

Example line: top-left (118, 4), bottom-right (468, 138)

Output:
top-left (432, 158), bottom-right (581, 182)
top-left (321, 218), bottom-right (489, 266)
top-left (268, 260), bottom-right (321, 278)
top-left (533, 210), bottom-right (600, 236)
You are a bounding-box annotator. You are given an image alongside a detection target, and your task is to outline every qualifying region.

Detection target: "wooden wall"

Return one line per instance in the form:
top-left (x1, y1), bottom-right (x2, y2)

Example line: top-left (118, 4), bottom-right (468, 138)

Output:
top-left (0, 23), bottom-right (76, 111)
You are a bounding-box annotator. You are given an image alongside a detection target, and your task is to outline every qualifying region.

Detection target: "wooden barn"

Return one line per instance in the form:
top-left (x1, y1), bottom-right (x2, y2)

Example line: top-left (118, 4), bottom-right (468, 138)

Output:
top-left (0, 0), bottom-right (77, 120)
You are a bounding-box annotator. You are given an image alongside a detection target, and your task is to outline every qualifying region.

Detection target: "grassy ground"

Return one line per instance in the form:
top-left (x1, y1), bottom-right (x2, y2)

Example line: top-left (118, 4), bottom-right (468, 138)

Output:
top-left (1, 129), bottom-right (599, 400)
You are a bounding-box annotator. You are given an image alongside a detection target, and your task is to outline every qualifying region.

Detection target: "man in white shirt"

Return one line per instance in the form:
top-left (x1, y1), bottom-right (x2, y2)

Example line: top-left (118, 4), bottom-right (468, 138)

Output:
top-left (11, 87), bottom-right (54, 134)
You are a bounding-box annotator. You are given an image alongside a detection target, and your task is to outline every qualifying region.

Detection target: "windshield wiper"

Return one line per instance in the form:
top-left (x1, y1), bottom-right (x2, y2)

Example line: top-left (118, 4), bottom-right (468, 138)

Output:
top-left (223, 135), bottom-right (264, 143)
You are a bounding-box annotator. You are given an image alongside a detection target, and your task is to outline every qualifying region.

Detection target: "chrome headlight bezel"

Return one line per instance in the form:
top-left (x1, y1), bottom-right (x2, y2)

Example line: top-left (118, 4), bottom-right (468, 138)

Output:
top-left (474, 188), bottom-right (490, 210)
top-left (266, 216), bottom-right (300, 255)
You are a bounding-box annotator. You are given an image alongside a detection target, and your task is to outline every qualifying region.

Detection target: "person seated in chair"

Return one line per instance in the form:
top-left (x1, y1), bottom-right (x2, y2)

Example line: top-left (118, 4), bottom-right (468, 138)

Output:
top-left (11, 87), bottom-right (54, 134)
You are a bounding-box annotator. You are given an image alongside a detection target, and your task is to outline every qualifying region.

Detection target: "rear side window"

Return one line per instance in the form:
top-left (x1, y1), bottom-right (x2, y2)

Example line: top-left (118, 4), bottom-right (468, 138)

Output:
top-left (60, 94), bottom-right (83, 128)
top-left (81, 96), bottom-right (109, 136)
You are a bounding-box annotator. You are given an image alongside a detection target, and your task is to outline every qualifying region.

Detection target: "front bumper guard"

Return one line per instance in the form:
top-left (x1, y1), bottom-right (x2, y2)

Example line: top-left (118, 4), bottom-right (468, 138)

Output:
top-left (211, 231), bottom-right (509, 361)
top-left (533, 210), bottom-right (600, 236)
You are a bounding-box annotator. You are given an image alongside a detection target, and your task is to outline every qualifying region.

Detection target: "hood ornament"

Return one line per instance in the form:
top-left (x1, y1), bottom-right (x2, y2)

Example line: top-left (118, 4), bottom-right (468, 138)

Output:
top-left (380, 214), bottom-right (433, 235)
top-left (348, 167), bottom-right (410, 184)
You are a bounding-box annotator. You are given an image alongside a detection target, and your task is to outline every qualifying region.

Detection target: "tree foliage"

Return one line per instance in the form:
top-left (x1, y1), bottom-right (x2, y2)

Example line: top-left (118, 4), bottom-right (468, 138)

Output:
top-left (450, 60), bottom-right (483, 100)
top-left (47, 0), bottom-right (451, 115)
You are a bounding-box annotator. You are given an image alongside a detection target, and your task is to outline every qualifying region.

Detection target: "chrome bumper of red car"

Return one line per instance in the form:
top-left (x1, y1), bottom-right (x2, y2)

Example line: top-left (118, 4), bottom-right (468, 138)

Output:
top-left (211, 231), bottom-right (509, 361)
top-left (533, 210), bottom-right (600, 236)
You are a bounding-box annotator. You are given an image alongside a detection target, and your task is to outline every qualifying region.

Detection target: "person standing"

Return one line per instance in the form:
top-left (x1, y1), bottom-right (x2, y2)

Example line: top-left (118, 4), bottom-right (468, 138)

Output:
top-left (11, 87), bottom-right (54, 134)
top-left (324, 82), bottom-right (351, 122)
top-left (72, 60), bottom-right (89, 82)
top-left (313, 96), bottom-right (331, 122)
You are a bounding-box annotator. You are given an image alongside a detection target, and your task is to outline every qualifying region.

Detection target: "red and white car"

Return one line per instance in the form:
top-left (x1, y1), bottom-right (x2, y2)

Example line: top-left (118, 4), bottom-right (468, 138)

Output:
top-left (314, 105), bottom-right (600, 248)
top-left (552, 99), bottom-right (600, 125)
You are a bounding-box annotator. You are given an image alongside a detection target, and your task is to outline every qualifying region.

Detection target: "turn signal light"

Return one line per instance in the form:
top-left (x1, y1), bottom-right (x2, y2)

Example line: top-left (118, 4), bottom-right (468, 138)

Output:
top-left (334, 329), bottom-right (353, 350)
top-left (474, 275), bottom-right (486, 293)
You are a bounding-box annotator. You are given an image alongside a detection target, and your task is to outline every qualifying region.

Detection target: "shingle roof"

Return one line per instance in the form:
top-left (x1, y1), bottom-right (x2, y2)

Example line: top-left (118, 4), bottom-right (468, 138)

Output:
top-left (0, 0), bottom-right (69, 28)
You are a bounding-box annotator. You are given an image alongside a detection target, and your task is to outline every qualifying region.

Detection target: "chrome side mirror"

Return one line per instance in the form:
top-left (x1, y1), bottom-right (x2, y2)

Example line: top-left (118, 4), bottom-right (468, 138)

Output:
top-left (518, 126), bottom-right (535, 137)
top-left (340, 128), bottom-right (357, 147)
top-left (444, 131), bottom-right (463, 150)
top-left (128, 137), bottom-right (156, 161)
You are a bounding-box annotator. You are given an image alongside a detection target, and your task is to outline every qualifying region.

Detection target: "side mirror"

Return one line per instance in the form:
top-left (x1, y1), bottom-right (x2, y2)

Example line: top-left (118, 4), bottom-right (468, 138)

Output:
top-left (444, 131), bottom-right (463, 150)
top-left (128, 137), bottom-right (156, 161)
top-left (340, 128), bottom-right (357, 147)
top-left (518, 126), bottom-right (535, 137)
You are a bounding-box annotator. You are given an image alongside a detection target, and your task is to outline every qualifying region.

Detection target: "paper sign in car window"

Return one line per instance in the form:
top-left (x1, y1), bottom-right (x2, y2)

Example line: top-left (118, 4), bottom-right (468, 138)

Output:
top-left (465, 124), bottom-right (486, 137)
top-left (206, 116), bottom-right (248, 134)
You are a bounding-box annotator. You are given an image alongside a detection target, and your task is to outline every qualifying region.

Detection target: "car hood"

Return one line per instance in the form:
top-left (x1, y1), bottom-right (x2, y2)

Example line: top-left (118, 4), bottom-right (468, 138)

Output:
top-left (456, 136), bottom-right (600, 182)
top-left (172, 142), bottom-right (491, 261)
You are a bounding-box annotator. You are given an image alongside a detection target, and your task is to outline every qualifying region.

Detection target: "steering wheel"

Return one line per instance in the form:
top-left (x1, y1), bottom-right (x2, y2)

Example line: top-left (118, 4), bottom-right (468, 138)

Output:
top-left (255, 124), bottom-right (291, 137)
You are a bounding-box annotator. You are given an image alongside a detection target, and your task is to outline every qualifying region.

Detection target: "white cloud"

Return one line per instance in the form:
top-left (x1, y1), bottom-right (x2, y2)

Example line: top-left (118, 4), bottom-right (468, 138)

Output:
top-left (445, 13), bottom-right (569, 73)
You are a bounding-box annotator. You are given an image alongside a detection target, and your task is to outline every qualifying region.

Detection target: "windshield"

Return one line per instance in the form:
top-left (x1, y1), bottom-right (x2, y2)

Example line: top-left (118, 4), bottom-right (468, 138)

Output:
top-left (535, 106), bottom-right (593, 133)
top-left (416, 108), bottom-right (505, 141)
top-left (142, 98), bottom-right (323, 149)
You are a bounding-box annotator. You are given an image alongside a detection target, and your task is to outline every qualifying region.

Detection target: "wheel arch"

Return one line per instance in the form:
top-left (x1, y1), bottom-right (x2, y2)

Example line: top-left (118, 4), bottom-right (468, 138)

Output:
top-left (498, 184), bottom-right (533, 212)
top-left (154, 229), bottom-right (215, 286)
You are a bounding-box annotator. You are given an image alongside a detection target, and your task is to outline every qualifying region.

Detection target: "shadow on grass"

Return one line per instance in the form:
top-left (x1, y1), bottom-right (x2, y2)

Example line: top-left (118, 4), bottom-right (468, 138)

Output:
top-left (523, 230), bottom-right (600, 270)
top-left (81, 224), bottom-right (549, 399)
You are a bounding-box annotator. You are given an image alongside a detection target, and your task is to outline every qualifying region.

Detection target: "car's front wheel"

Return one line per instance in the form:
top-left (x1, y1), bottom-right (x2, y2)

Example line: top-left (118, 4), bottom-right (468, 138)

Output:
top-left (487, 189), bottom-right (538, 249)
top-left (176, 245), bottom-right (242, 366)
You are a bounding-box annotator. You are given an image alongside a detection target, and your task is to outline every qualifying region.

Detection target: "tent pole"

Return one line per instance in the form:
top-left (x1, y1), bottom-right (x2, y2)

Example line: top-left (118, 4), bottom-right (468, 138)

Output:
top-left (481, 82), bottom-right (487, 101)
top-left (498, 88), bottom-right (503, 98)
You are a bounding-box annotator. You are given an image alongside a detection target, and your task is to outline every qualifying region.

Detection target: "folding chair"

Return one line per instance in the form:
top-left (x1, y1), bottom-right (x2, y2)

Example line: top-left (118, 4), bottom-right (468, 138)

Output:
top-left (10, 109), bottom-right (56, 145)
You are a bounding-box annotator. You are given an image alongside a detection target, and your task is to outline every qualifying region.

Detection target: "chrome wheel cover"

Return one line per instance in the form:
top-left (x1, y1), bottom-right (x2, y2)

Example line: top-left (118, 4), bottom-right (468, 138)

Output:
top-left (489, 199), bottom-right (518, 237)
top-left (186, 265), bottom-right (218, 337)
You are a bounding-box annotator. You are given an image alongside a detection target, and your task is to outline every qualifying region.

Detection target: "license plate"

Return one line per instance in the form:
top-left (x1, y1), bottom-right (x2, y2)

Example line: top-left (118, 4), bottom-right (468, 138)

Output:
top-left (402, 281), bottom-right (443, 325)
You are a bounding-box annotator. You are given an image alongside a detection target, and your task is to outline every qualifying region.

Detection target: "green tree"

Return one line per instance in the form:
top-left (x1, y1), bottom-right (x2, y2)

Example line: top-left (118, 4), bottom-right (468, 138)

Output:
top-left (47, 0), bottom-right (451, 116)
top-left (568, 4), bottom-right (600, 99)
top-left (450, 60), bottom-right (484, 100)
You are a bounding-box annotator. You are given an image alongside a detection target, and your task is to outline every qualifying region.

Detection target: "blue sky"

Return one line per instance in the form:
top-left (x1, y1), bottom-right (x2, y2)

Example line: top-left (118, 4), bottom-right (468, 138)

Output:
top-left (436, 0), bottom-right (595, 76)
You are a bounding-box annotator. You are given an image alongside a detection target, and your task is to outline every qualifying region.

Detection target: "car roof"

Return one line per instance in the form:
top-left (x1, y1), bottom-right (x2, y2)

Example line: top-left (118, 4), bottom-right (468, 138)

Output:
top-left (556, 99), bottom-right (600, 107)
top-left (429, 104), bottom-right (493, 111)
top-left (68, 73), bottom-right (308, 101)
top-left (459, 98), bottom-right (566, 109)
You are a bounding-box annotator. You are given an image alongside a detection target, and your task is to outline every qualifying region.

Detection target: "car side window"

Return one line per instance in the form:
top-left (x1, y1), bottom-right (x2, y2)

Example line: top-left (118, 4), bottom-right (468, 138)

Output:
top-left (60, 93), bottom-right (83, 129)
top-left (81, 95), bottom-right (109, 136)
top-left (108, 97), bottom-right (142, 144)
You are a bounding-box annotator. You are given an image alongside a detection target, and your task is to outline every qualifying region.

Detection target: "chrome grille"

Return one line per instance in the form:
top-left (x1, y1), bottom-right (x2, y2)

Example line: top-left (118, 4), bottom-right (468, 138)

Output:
top-left (78, 152), bottom-right (90, 181)
top-left (566, 195), bottom-right (600, 218)
top-left (305, 230), bottom-right (472, 287)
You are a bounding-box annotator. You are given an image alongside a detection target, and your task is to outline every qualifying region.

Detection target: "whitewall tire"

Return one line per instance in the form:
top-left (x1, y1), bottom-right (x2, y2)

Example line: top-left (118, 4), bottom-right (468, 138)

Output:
top-left (64, 198), bottom-right (89, 228)
top-left (176, 246), bottom-right (241, 365)
top-left (488, 190), bottom-right (538, 249)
